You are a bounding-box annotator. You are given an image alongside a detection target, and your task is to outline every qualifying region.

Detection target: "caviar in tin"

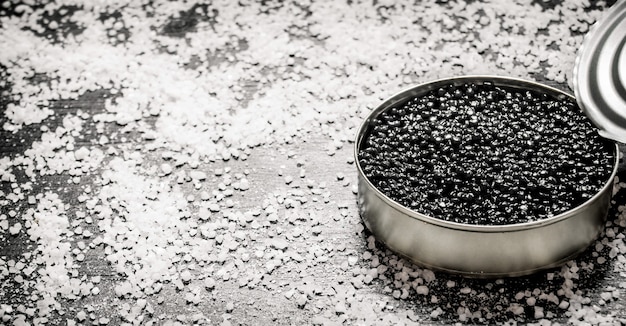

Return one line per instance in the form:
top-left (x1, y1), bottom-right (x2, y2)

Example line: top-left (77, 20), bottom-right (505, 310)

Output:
top-left (358, 82), bottom-right (615, 225)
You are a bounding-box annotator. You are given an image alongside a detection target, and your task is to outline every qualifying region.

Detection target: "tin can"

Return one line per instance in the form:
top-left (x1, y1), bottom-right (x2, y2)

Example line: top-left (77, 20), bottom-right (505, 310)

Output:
top-left (354, 75), bottom-right (619, 277)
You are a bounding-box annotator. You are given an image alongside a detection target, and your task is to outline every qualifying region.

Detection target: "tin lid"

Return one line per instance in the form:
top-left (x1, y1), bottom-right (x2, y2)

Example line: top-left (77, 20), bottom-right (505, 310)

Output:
top-left (574, 1), bottom-right (626, 143)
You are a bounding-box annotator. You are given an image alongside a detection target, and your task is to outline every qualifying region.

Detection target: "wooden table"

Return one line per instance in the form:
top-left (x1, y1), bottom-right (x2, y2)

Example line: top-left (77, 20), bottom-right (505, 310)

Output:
top-left (1, 1), bottom-right (625, 325)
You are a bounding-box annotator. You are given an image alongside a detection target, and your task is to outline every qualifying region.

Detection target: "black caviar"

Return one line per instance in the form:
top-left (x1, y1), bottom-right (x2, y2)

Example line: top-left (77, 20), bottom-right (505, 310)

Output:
top-left (358, 82), bottom-right (615, 225)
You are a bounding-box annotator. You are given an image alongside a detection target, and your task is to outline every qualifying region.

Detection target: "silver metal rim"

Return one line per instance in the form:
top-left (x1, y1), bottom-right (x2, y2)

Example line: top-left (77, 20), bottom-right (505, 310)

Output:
top-left (573, 1), bottom-right (626, 143)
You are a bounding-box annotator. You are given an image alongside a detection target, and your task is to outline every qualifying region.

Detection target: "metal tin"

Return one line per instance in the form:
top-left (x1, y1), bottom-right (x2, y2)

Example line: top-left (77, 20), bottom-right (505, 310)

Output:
top-left (355, 76), bottom-right (619, 278)
top-left (574, 1), bottom-right (626, 143)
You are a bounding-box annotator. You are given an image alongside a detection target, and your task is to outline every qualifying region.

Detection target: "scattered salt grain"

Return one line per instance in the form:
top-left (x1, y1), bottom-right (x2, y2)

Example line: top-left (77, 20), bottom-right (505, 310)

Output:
top-left (76, 311), bottom-right (86, 322)
top-left (296, 295), bottom-right (307, 308)
top-left (180, 270), bottom-right (193, 284)
top-left (74, 147), bottom-right (90, 161)
top-left (271, 239), bottom-right (289, 251)
top-left (335, 301), bottom-right (347, 314)
top-left (8, 223), bottom-right (21, 235)
top-left (161, 164), bottom-right (173, 175)
top-left (190, 171), bottom-right (207, 181)
top-left (416, 286), bottom-right (429, 296)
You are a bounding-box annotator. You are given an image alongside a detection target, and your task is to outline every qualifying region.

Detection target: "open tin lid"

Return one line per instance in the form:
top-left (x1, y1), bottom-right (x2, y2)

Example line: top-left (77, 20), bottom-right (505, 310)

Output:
top-left (574, 1), bottom-right (626, 143)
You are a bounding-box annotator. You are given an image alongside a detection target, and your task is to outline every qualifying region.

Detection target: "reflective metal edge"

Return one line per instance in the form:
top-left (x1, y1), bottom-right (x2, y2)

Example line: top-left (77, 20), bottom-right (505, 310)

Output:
top-left (574, 1), bottom-right (626, 143)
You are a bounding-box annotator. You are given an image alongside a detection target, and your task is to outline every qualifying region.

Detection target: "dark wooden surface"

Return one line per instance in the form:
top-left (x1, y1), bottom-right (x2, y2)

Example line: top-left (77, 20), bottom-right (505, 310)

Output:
top-left (1, 1), bottom-right (626, 325)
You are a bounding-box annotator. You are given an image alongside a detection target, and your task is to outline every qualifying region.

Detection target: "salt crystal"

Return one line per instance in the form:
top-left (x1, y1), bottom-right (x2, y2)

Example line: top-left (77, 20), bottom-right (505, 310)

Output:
top-left (415, 285), bottom-right (429, 295)
top-left (534, 306), bottom-right (544, 319)
top-left (422, 269), bottom-right (436, 282)
top-left (74, 147), bottom-right (90, 161)
top-left (595, 243), bottom-right (604, 252)
top-left (8, 223), bottom-right (21, 235)
top-left (335, 301), bottom-right (346, 314)
top-left (510, 304), bottom-right (524, 316)
top-left (430, 307), bottom-right (443, 319)
top-left (271, 239), bottom-right (289, 250)
top-left (265, 260), bottom-right (279, 273)
top-left (161, 164), bottom-right (173, 175)
top-left (181, 270), bottom-right (193, 284)
top-left (600, 292), bottom-right (612, 301)
top-left (296, 295), bottom-right (307, 308)
top-left (190, 171), bottom-right (207, 181)
top-left (204, 278), bottom-right (216, 290)
top-left (606, 228), bottom-right (616, 238)
top-left (209, 204), bottom-right (220, 212)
